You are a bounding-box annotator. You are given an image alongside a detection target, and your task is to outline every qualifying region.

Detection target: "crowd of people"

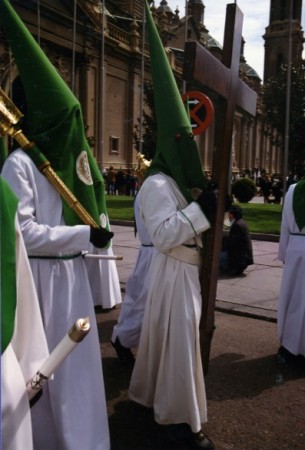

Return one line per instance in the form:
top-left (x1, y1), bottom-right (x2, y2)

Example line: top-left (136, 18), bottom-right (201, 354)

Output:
top-left (102, 167), bottom-right (139, 196)
top-left (254, 172), bottom-right (285, 204)
top-left (231, 169), bottom-right (301, 205)
top-left (102, 165), bottom-right (300, 206)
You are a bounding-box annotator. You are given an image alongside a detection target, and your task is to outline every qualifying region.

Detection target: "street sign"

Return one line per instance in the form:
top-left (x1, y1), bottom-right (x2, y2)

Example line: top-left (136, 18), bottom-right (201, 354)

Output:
top-left (182, 91), bottom-right (214, 135)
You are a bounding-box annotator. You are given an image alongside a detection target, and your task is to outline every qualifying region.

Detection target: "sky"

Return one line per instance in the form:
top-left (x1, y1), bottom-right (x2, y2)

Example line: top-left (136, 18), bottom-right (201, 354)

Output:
top-left (167, 0), bottom-right (305, 80)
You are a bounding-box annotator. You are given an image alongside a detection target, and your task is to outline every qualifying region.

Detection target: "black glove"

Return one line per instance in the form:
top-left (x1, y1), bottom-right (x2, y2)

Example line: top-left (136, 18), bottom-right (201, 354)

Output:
top-left (197, 189), bottom-right (217, 219)
top-left (90, 226), bottom-right (114, 248)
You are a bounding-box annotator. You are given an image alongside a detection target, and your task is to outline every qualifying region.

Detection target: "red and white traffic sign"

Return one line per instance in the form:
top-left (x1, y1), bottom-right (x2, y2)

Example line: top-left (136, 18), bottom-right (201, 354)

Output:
top-left (182, 91), bottom-right (214, 135)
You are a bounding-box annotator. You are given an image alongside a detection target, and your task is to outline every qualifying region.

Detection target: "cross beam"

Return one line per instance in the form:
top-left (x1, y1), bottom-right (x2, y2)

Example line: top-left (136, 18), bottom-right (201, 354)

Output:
top-left (183, 3), bottom-right (257, 375)
top-left (184, 43), bottom-right (257, 116)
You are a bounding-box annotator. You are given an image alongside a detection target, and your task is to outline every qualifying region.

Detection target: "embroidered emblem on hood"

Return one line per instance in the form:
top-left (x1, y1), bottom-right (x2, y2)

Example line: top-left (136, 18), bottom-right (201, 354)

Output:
top-left (76, 151), bottom-right (93, 185)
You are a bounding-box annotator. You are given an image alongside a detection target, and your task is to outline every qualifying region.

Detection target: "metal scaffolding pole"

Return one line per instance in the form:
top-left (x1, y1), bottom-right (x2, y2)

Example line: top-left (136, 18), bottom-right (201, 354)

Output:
top-left (282, 0), bottom-right (293, 200)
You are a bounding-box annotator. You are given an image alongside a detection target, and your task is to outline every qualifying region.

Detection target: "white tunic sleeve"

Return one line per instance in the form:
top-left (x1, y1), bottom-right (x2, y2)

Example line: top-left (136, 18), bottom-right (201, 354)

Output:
top-left (2, 150), bottom-right (90, 255)
top-left (138, 174), bottom-right (210, 252)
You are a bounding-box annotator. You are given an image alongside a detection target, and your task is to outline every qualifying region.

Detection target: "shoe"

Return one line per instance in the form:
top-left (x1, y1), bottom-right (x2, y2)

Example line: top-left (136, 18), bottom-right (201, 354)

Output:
top-left (277, 345), bottom-right (294, 366)
top-left (228, 268), bottom-right (245, 276)
top-left (191, 430), bottom-right (215, 449)
top-left (162, 423), bottom-right (191, 442)
top-left (111, 337), bottom-right (135, 364)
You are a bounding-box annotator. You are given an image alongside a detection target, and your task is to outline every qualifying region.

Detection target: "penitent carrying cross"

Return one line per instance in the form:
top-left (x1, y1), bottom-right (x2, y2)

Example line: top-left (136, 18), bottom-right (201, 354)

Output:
top-left (183, 3), bottom-right (257, 375)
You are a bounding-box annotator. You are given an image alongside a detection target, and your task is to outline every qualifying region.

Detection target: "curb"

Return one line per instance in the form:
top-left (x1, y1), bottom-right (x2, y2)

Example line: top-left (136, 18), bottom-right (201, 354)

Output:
top-left (111, 220), bottom-right (280, 243)
top-left (119, 283), bottom-right (277, 324)
top-left (215, 300), bottom-right (277, 323)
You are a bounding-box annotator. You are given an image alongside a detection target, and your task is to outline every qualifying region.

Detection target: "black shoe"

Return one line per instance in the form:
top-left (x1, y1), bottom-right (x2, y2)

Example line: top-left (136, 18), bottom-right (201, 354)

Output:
top-left (162, 423), bottom-right (191, 442)
top-left (277, 345), bottom-right (294, 366)
top-left (191, 431), bottom-right (215, 449)
top-left (111, 337), bottom-right (135, 364)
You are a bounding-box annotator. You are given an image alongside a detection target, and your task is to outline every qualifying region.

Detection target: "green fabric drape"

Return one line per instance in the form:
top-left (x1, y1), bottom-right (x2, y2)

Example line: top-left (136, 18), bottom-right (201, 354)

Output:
top-left (1, 175), bottom-right (18, 354)
top-left (293, 179), bottom-right (305, 231)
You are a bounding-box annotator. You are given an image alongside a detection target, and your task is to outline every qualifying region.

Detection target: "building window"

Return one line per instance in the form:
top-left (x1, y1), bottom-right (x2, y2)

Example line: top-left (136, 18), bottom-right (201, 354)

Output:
top-left (109, 136), bottom-right (119, 154)
top-left (280, 0), bottom-right (286, 20)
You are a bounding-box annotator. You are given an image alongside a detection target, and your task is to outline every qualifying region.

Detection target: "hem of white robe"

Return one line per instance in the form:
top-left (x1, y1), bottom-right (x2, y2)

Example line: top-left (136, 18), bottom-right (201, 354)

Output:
top-left (128, 392), bottom-right (207, 433)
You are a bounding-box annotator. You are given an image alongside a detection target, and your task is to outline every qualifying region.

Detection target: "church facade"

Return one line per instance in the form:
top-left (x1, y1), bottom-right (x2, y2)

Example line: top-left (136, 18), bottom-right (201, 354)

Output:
top-left (0, 0), bottom-right (303, 178)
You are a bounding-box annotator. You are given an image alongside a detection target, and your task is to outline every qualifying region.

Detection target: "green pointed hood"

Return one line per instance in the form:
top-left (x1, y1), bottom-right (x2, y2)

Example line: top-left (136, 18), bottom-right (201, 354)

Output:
top-left (144, 0), bottom-right (206, 201)
top-left (0, 0), bottom-right (108, 228)
top-left (293, 179), bottom-right (305, 231)
top-left (0, 137), bottom-right (7, 172)
top-left (1, 176), bottom-right (18, 354)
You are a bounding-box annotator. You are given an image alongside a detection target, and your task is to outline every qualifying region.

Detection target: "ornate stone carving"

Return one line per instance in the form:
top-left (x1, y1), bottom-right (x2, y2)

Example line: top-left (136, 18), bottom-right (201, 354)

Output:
top-left (83, 0), bottom-right (108, 30)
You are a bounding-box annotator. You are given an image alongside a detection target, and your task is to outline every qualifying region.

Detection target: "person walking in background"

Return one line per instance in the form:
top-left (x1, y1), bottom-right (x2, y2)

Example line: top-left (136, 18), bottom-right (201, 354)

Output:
top-left (220, 204), bottom-right (253, 276)
top-left (271, 174), bottom-right (283, 204)
top-left (261, 173), bottom-right (272, 203)
top-left (116, 168), bottom-right (127, 195)
top-left (107, 166), bottom-right (116, 195)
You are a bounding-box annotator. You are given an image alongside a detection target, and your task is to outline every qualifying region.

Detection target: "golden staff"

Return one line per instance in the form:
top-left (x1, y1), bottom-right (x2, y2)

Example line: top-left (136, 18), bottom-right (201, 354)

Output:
top-left (0, 88), bottom-right (99, 228)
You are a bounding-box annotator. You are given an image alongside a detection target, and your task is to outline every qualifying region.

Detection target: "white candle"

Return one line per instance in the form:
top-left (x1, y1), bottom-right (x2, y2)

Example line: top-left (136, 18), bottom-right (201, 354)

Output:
top-left (26, 317), bottom-right (90, 400)
top-left (82, 252), bottom-right (123, 260)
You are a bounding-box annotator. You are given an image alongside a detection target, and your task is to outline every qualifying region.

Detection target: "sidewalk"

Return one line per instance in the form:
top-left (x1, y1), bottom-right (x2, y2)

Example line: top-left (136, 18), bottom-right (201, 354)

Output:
top-left (111, 223), bottom-right (282, 323)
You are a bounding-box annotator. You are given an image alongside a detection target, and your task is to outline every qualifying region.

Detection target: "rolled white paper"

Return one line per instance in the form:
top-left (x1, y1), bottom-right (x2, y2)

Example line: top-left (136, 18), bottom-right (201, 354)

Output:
top-left (26, 317), bottom-right (90, 400)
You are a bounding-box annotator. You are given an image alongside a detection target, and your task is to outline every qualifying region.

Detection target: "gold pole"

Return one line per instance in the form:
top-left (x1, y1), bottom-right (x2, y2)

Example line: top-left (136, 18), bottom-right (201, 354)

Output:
top-left (0, 88), bottom-right (99, 228)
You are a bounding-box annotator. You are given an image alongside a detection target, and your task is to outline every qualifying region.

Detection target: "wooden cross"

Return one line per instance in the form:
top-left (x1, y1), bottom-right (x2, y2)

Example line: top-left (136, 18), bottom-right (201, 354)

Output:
top-left (183, 3), bottom-right (257, 375)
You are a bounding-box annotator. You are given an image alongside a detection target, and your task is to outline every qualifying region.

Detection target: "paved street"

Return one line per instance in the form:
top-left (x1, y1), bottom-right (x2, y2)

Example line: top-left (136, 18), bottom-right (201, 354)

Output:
top-left (97, 226), bottom-right (305, 449)
top-left (111, 223), bottom-right (282, 323)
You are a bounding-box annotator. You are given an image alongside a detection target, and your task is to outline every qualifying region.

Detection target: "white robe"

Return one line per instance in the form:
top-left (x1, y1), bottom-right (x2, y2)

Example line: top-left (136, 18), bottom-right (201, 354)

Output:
top-left (2, 215), bottom-right (49, 450)
top-left (2, 149), bottom-right (110, 450)
top-left (278, 183), bottom-right (305, 356)
top-left (111, 194), bottom-right (156, 348)
top-left (129, 173), bottom-right (210, 433)
top-left (85, 243), bottom-right (122, 309)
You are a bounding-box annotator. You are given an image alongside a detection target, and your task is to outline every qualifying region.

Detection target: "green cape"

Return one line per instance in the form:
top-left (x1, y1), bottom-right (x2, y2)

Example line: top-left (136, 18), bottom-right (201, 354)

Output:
top-left (144, 0), bottom-right (206, 202)
top-left (0, 137), bottom-right (7, 172)
top-left (1, 175), bottom-right (18, 354)
top-left (293, 179), bottom-right (305, 231)
top-left (0, 0), bottom-right (108, 229)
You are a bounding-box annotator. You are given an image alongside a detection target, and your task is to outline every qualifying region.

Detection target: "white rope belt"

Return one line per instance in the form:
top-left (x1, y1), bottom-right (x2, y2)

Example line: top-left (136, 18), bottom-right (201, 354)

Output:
top-left (162, 245), bottom-right (201, 266)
